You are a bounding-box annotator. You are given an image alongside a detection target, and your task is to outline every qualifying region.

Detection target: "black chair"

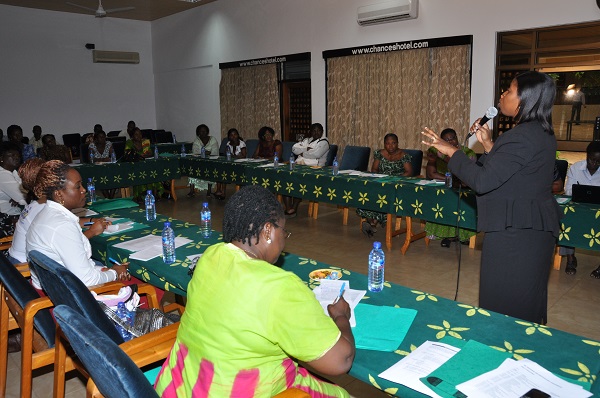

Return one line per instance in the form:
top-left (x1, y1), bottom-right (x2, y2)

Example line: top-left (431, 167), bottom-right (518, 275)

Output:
top-left (113, 141), bottom-right (126, 161)
top-left (325, 144), bottom-right (339, 167)
top-left (107, 136), bottom-right (126, 144)
top-left (80, 143), bottom-right (90, 163)
top-left (339, 145), bottom-right (371, 172)
top-left (154, 130), bottom-right (173, 144)
top-left (245, 139), bottom-right (259, 158)
top-left (555, 159), bottom-right (568, 193)
top-left (219, 137), bottom-right (229, 156)
top-left (53, 305), bottom-right (160, 398)
top-left (62, 133), bottom-right (82, 159)
top-left (141, 129), bottom-right (153, 142)
top-left (281, 141), bottom-right (295, 161)
top-left (0, 254), bottom-right (56, 398)
top-left (107, 130), bottom-right (121, 137)
top-left (404, 149), bottom-right (424, 177)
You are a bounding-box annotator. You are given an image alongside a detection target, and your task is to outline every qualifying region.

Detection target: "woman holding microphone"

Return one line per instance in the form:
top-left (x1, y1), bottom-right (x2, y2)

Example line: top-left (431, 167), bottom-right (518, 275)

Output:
top-left (421, 71), bottom-right (561, 324)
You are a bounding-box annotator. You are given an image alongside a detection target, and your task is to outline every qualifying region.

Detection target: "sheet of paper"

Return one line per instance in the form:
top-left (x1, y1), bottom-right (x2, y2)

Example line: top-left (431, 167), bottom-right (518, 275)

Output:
top-left (337, 170), bottom-right (354, 174)
top-left (415, 179), bottom-right (445, 186)
top-left (556, 197), bottom-right (571, 204)
top-left (312, 280), bottom-right (366, 327)
top-left (128, 236), bottom-right (193, 261)
top-left (113, 235), bottom-right (192, 252)
top-left (71, 208), bottom-right (99, 217)
top-left (379, 341), bottom-right (461, 398)
top-left (186, 253), bottom-right (203, 263)
top-left (101, 221), bottom-right (138, 236)
top-left (258, 163), bottom-right (275, 167)
top-left (456, 358), bottom-right (592, 398)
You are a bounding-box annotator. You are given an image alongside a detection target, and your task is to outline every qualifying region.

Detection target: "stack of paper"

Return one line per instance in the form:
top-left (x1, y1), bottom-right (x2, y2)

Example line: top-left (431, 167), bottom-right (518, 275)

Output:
top-left (312, 280), bottom-right (365, 327)
top-left (113, 235), bottom-right (192, 261)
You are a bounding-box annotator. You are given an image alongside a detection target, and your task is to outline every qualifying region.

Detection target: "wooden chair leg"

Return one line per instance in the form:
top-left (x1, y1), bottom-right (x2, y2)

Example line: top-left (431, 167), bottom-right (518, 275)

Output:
top-left (386, 214), bottom-right (393, 250)
top-left (170, 179), bottom-right (178, 201)
top-left (469, 234), bottom-right (477, 249)
top-left (312, 203), bottom-right (319, 219)
top-left (0, 286), bottom-right (8, 397)
top-left (342, 207), bottom-right (349, 225)
top-left (308, 202), bottom-right (314, 217)
top-left (53, 329), bottom-right (67, 398)
top-left (553, 246), bottom-right (562, 270)
top-left (401, 216), bottom-right (427, 255)
top-left (235, 185), bottom-right (241, 192)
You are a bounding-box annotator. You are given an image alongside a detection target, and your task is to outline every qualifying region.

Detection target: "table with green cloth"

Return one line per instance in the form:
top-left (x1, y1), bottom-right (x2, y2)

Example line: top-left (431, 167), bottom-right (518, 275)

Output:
top-left (557, 199), bottom-right (600, 251)
top-left (155, 142), bottom-right (193, 155)
top-left (88, 204), bottom-right (600, 397)
top-left (179, 156), bottom-right (252, 185)
top-left (74, 157), bottom-right (181, 190)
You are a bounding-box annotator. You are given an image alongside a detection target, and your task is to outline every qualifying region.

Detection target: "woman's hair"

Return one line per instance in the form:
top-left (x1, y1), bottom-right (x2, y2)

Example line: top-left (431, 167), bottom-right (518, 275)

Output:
top-left (0, 141), bottom-right (20, 158)
top-left (18, 158), bottom-right (45, 193)
top-left (6, 125), bottom-right (22, 141)
top-left (93, 130), bottom-right (106, 141)
top-left (130, 127), bottom-right (142, 139)
top-left (227, 128), bottom-right (239, 139)
top-left (33, 160), bottom-right (71, 200)
top-left (196, 124), bottom-right (209, 135)
top-left (257, 126), bottom-right (275, 141)
top-left (440, 128), bottom-right (456, 139)
top-left (223, 185), bottom-right (284, 246)
top-left (514, 71), bottom-right (556, 135)
top-left (384, 133), bottom-right (398, 142)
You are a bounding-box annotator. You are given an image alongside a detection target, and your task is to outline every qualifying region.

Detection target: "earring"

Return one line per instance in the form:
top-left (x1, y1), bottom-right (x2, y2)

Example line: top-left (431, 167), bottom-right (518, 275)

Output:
top-left (266, 238), bottom-right (272, 244)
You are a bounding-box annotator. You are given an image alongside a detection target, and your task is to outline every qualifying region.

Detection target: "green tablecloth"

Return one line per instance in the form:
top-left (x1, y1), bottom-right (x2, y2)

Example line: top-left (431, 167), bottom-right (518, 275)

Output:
top-left (155, 142), bottom-right (193, 155)
top-left (88, 205), bottom-right (600, 397)
top-left (180, 157), bottom-right (252, 185)
top-left (558, 200), bottom-right (600, 250)
top-left (74, 157), bottom-right (181, 190)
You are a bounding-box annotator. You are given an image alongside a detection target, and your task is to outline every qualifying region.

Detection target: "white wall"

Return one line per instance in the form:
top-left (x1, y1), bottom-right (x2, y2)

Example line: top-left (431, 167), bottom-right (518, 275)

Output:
top-left (0, 5), bottom-right (155, 138)
top-left (151, 0), bottom-right (600, 143)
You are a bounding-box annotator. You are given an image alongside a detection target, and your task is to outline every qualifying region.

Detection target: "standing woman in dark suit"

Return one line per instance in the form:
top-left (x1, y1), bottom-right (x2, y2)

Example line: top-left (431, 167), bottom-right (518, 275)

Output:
top-left (421, 71), bottom-right (561, 324)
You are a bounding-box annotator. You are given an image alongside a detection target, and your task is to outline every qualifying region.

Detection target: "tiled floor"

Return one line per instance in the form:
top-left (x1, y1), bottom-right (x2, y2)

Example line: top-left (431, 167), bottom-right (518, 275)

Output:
top-left (7, 159), bottom-right (600, 397)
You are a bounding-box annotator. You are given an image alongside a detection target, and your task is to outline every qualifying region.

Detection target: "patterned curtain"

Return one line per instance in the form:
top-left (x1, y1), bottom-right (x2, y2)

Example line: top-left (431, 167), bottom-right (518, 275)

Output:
top-left (219, 64), bottom-right (281, 141)
top-left (327, 45), bottom-right (471, 170)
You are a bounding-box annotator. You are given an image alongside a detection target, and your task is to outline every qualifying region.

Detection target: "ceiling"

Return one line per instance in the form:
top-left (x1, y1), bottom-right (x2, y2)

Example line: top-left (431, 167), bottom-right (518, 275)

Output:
top-left (0, 0), bottom-right (216, 21)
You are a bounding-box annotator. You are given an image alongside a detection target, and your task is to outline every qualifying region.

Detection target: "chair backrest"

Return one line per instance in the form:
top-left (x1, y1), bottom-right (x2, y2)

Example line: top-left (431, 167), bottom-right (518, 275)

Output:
top-left (107, 130), bottom-right (120, 137)
top-left (281, 141), bottom-right (295, 161)
top-left (107, 136), bottom-right (126, 144)
top-left (54, 305), bottom-right (159, 398)
top-left (219, 137), bottom-right (229, 156)
top-left (555, 159), bottom-right (568, 182)
top-left (80, 143), bottom-right (90, 164)
top-left (154, 130), bottom-right (173, 144)
top-left (141, 129), bottom-right (153, 142)
top-left (28, 250), bottom-right (125, 345)
top-left (62, 133), bottom-right (82, 158)
top-left (339, 145), bottom-right (371, 171)
top-left (404, 149), bottom-right (424, 177)
top-left (325, 144), bottom-right (338, 167)
top-left (0, 255), bottom-right (55, 347)
top-left (245, 139), bottom-right (259, 158)
top-left (113, 141), bottom-right (127, 161)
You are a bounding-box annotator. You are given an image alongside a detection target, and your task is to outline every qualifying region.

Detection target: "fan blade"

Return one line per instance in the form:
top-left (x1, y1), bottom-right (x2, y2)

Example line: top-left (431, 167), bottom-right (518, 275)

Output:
top-left (104, 6), bottom-right (136, 13)
top-left (66, 2), bottom-right (98, 12)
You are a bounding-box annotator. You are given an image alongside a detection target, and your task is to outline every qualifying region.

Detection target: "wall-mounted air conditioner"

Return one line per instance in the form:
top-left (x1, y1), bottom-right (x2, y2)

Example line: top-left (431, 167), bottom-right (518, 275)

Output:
top-left (92, 50), bottom-right (140, 64)
top-left (357, 0), bottom-right (418, 26)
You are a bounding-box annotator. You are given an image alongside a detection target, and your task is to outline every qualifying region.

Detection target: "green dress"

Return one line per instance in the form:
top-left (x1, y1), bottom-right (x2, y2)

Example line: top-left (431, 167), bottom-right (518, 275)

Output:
top-left (356, 149), bottom-right (412, 225)
top-left (424, 146), bottom-right (477, 241)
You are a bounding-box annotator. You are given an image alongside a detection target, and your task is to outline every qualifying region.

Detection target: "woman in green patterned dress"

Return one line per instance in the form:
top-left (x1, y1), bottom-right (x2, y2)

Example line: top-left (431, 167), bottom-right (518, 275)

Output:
top-left (125, 127), bottom-right (164, 201)
top-left (425, 128), bottom-right (477, 247)
top-left (358, 133), bottom-right (412, 237)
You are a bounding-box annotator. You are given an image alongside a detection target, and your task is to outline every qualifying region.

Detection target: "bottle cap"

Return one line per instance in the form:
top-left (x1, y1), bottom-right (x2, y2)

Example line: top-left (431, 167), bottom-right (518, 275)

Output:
top-left (202, 202), bottom-right (208, 207)
top-left (164, 222), bottom-right (171, 227)
top-left (373, 241), bottom-right (382, 249)
top-left (88, 178), bottom-right (92, 182)
top-left (147, 190), bottom-right (152, 194)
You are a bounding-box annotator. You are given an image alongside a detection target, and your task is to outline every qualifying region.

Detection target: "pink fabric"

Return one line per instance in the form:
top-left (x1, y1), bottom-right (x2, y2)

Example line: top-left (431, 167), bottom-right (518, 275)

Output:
top-left (282, 358), bottom-right (297, 387)
top-left (160, 344), bottom-right (189, 397)
top-left (230, 368), bottom-right (259, 397)
top-left (192, 359), bottom-right (215, 397)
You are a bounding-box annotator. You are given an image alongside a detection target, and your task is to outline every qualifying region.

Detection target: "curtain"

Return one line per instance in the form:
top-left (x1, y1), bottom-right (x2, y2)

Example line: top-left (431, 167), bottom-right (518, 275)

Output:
top-left (327, 45), bottom-right (471, 168)
top-left (219, 64), bottom-right (281, 141)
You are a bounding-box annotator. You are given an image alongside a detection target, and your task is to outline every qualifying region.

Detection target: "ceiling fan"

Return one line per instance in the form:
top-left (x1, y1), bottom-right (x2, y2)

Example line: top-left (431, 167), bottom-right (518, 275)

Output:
top-left (66, 0), bottom-right (135, 18)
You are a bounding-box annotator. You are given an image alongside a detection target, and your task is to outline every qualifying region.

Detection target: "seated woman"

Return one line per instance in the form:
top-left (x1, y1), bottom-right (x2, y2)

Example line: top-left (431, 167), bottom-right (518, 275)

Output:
top-left (155, 186), bottom-right (355, 397)
top-left (252, 126), bottom-right (282, 160)
top-left (424, 128), bottom-right (477, 247)
top-left (26, 160), bottom-right (130, 290)
top-left (357, 133), bottom-right (412, 237)
top-left (213, 128), bottom-right (247, 199)
top-left (125, 127), bottom-right (164, 201)
top-left (88, 130), bottom-right (114, 162)
top-left (188, 124), bottom-right (219, 198)
top-left (39, 134), bottom-right (72, 163)
top-left (7, 125), bottom-right (36, 162)
top-left (0, 142), bottom-right (27, 237)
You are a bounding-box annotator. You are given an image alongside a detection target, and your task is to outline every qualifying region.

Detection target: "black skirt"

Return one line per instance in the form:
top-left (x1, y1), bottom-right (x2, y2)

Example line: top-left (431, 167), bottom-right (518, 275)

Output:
top-left (479, 227), bottom-right (555, 324)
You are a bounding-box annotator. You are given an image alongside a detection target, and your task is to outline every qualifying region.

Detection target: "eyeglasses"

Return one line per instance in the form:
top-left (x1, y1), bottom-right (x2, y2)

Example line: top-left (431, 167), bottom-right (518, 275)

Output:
top-left (443, 135), bottom-right (458, 142)
top-left (273, 223), bottom-right (292, 239)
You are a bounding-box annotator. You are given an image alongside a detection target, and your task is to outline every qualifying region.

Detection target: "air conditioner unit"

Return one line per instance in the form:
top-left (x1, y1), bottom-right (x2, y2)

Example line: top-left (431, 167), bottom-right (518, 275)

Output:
top-left (357, 0), bottom-right (418, 26)
top-left (92, 50), bottom-right (140, 64)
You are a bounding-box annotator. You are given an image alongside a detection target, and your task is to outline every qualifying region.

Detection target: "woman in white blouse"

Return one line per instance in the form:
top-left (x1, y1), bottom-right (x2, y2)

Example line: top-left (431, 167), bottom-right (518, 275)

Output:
top-left (188, 124), bottom-right (220, 198)
top-left (0, 142), bottom-right (27, 237)
top-left (26, 160), bottom-right (129, 289)
top-left (214, 128), bottom-right (247, 199)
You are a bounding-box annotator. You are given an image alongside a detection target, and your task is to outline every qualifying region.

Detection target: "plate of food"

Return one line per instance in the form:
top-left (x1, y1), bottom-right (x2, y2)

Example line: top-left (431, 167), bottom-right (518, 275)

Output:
top-left (309, 269), bottom-right (341, 281)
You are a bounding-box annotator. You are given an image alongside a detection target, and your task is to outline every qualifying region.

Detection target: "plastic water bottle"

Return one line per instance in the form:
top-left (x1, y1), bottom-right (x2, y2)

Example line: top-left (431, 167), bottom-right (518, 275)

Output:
top-left (289, 155), bottom-right (295, 171)
top-left (172, 134), bottom-right (177, 143)
top-left (87, 178), bottom-right (96, 203)
top-left (89, 151), bottom-right (95, 164)
top-left (445, 171), bottom-right (453, 188)
top-left (115, 302), bottom-right (133, 341)
top-left (273, 151), bottom-right (279, 168)
top-left (332, 156), bottom-right (339, 176)
top-left (154, 145), bottom-right (159, 160)
top-left (110, 151), bottom-right (116, 163)
top-left (181, 144), bottom-right (186, 157)
top-left (145, 190), bottom-right (156, 221)
top-left (368, 241), bottom-right (385, 292)
top-left (226, 146), bottom-right (232, 161)
top-left (200, 146), bottom-right (206, 159)
top-left (162, 222), bottom-right (176, 264)
top-left (200, 202), bottom-right (212, 238)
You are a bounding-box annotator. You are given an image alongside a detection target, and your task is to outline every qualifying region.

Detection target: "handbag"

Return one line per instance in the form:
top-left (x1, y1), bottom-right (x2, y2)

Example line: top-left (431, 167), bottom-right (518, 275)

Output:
top-left (98, 301), bottom-right (177, 338)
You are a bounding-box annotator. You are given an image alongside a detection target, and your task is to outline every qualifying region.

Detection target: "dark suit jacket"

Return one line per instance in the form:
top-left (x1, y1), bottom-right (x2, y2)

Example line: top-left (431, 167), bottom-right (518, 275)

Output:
top-left (448, 121), bottom-right (561, 236)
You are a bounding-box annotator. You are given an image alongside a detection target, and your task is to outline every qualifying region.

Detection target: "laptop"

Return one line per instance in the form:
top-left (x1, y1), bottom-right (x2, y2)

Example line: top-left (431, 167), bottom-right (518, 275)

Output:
top-left (572, 184), bottom-right (600, 205)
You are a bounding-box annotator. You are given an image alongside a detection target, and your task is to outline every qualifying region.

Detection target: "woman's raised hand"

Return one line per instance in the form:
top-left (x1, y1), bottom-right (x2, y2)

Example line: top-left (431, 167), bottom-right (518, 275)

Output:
top-left (421, 127), bottom-right (459, 158)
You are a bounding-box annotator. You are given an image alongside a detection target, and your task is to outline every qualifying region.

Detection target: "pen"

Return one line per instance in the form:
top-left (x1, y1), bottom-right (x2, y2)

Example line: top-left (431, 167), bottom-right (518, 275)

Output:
top-left (333, 282), bottom-right (346, 304)
top-left (83, 222), bottom-right (94, 226)
top-left (108, 257), bottom-right (121, 266)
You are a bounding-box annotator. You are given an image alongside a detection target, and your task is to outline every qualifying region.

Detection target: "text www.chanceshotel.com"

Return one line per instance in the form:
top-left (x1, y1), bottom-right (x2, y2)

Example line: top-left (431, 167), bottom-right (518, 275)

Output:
top-left (239, 57), bottom-right (287, 67)
top-left (351, 41), bottom-right (429, 55)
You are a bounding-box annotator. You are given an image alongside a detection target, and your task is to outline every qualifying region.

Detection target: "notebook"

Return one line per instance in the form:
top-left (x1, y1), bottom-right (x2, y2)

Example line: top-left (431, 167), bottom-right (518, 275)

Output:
top-left (572, 184), bottom-right (600, 204)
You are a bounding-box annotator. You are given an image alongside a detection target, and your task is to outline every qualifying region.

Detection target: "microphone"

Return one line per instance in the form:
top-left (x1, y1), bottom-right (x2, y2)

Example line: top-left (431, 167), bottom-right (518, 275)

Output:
top-left (466, 106), bottom-right (498, 140)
